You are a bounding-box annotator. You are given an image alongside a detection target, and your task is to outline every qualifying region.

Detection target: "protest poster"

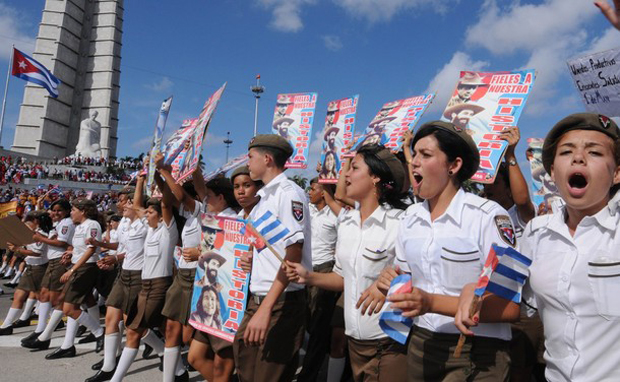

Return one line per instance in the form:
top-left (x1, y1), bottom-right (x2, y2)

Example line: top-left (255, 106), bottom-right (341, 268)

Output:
top-left (567, 47), bottom-right (620, 117)
top-left (526, 138), bottom-right (562, 213)
top-left (188, 214), bottom-right (250, 342)
top-left (440, 70), bottom-right (536, 184)
top-left (173, 83), bottom-right (227, 183)
top-left (0, 201), bottom-right (17, 218)
top-left (272, 92), bottom-right (318, 169)
top-left (163, 119), bottom-right (196, 165)
top-left (0, 215), bottom-right (34, 249)
top-left (318, 95), bottom-right (358, 184)
top-left (203, 153), bottom-right (249, 182)
top-left (350, 94), bottom-right (434, 154)
top-left (146, 97), bottom-right (173, 196)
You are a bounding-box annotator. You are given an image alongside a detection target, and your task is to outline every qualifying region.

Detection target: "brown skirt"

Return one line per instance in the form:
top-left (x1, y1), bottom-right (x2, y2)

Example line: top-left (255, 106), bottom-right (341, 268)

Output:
top-left (127, 276), bottom-right (173, 331)
top-left (40, 258), bottom-right (67, 292)
top-left (162, 268), bottom-right (196, 325)
top-left (106, 269), bottom-right (142, 315)
top-left (17, 263), bottom-right (48, 292)
top-left (62, 263), bottom-right (99, 305)
top-left (194, 329), bottom-right (233, 353)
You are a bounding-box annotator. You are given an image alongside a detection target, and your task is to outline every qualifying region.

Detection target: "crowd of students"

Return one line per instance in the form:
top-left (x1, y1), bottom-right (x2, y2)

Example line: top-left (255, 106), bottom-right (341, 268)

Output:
top-left (0, 111), bottom-right (618, 382)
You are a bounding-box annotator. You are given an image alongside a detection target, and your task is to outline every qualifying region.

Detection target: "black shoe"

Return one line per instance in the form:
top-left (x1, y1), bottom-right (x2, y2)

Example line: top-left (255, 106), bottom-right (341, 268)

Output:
top-left (4, 282), bottom-right (17, 288)
top-left (76, 325), bottom-right (87, 337)
top-left (95, 334), bottom-right (104, 353)
top-left (2, 274), bottom-right (12, 279)
top-left (92, 358), bottom-right (104, 371)
top-left (159, 356), bottom-right (164, 372)
top-left (22, 337), bottom-right (50, 350)
top-left (45, 346), bottom-right (76, 360)
top-left (55, 320), bottom-right (65, 331)
top-left (79, 333), bottom-right (97, 344)
top-left (0, 326), bottom-right (13, 335)
top-left (174, 371), bottom-right (189, 382)
top-left (85, 369), bottom-right (115, 382)
top-left (21, 331), bottom-right (41, 343)
top-left (12, 318), bottom-right (30, 328)
top-left (142, 343), bottom-right (154, 359)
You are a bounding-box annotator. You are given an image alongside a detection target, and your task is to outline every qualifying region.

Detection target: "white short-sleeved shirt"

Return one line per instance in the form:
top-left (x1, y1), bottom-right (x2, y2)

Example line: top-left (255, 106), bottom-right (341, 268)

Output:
top-left (508, 204), bottom-right (531, 239)
top-left (333, 205), bottom-right (403, 340)
top-left (310, 205), bottom-right (338, 267)
top-left (25, 229), bottom-right (49, 266)
top-left (142, 219), bottom-right (179, 280)
top-left (394, 189), bottom-right (517, 341)
top-left (178, 201), bottom-right (205, 269)
top-left (248, 172), bottom-right (312, 295)
top-left (218, 207), bottom-right (238, 218)
top-left (47, 217), bottom-right (75, 260)
top-left (106, 228), bottom-right (119, 257)
top-left (118, 218), bottom-right (148, 271)
top-left (71, 219), bottom-right (102, 264)
top-left (521, 202), bottom-right (620, 382)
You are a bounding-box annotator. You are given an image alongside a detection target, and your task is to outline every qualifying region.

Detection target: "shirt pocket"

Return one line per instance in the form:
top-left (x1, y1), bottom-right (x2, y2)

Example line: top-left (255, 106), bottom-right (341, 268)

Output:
top-left (587, 260), bottom-right (620, 319)
top-left (440, 245), bottom-right (481, 291)
top-left (145, 242), bottom-right (159, 258)
top-left (361, 247), bottom-right (390, 281)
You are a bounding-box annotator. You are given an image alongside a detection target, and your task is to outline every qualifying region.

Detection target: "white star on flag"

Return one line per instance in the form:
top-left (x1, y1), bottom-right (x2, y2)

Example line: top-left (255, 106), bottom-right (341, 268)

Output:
top-left (18, 61), bottom-right (27, 70)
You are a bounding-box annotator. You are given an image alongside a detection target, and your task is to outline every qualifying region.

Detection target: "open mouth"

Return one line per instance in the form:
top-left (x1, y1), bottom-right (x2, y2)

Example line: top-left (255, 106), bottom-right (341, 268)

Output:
top-left (568, 173), bottom-right (588, 189)
top-left (412, 173), bottom-right (423, 186)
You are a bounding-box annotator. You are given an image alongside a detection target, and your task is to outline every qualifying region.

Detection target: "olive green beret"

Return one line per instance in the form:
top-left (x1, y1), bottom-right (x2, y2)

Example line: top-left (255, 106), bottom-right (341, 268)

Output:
top-left (119, 186), bottom-right (135, 195)
top-left (248, 134), bottom-right (294, 158)
top-left (376, 147), bottom-right (406, 192)
top-left (230, 165), bottom-right (250, 182)
top-left (72, 198), bottom-right (96, 209)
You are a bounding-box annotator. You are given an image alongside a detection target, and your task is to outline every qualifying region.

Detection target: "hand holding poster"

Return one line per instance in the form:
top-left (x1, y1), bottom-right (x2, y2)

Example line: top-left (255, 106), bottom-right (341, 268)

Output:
top-left (441, 70), bottom-right (536, 184)
top-left (146, 97), bottom-right (173, 196)
top-left (189, 214), bottom-right (250, 342)
top-left (567, 47), bottom-right (620, 117)
top-left (272, 93), bottom-right (318, 169)
top-left (318, 95), bottom-right (358, 184)
top-left (351, 94), bottom-right (434, 153)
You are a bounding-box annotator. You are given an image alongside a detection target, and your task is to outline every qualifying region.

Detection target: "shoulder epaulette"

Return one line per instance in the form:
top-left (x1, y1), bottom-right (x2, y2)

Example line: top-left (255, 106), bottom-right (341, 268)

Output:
top-left (464, 194), bottom-right (495, 214)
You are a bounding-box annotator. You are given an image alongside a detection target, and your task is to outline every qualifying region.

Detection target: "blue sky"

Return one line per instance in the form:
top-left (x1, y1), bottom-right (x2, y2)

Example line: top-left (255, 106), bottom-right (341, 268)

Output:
top-left (0, 0), bottom-right (619, 179)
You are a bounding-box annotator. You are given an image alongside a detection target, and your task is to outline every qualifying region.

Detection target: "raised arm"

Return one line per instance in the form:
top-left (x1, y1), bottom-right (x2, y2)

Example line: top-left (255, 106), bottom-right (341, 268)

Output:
top-left (155, 152), bottom-right (195, 212)
top-left (501, 127), bottom-right (535, 223)
top-left (192, 166), bottom-right (208, 202)
top-left (596, 0), bottom-right (620, 30)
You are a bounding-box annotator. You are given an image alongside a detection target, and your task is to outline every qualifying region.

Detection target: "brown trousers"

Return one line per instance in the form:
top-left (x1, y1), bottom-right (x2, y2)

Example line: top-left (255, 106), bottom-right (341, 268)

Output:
top-left (233, 290), bottom-right (306, 382)
top-left (408, 325), bottom-right (510, 382)
top-left (347, 336), bottom-right (407, 382)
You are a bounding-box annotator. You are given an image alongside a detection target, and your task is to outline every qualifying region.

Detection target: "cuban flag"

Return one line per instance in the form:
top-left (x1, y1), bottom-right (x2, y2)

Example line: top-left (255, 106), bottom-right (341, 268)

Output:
top-left (12, 48), bottom-right (61, 98)
top-left (240, 211), bottom-right (290, 253)
top-left (379, 274), bottom-right (414, 344)
top-left (474, 244), bottom-right (505, 297)
top-left (486, 247), bottom-right (532, 303)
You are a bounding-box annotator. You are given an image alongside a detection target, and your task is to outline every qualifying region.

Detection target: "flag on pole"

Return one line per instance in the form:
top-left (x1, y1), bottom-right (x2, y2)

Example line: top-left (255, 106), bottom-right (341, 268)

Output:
top-left (240, 211), bottom-right (290, 253)
top-left (379, 274), bottom-right (414, 344)
top-left (11, 48), bottom-right (61, 98)
top-left (485, 247), bottom-right (531, 303)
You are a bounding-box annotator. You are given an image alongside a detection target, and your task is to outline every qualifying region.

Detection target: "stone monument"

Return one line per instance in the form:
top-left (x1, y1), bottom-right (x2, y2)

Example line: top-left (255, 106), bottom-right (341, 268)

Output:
top-left (11, 0), bottom-right (123, 159)
top-left (75, 110), bottom-right (102, 157)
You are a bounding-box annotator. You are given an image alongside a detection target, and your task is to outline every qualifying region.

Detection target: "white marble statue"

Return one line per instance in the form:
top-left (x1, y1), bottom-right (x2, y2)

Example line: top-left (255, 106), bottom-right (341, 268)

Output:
top-left (75, 110), bottom-right (102, 157)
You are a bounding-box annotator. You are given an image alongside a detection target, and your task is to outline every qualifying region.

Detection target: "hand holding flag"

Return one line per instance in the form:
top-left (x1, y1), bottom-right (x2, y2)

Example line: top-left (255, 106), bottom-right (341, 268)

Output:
top-left (379, 274), bottom-right (414, 344)
top-left (240, 210), bottom-right (291, 264)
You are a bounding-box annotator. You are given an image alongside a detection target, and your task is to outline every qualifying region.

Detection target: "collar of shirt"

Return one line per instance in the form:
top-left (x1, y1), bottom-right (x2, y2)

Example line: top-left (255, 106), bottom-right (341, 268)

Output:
top-left (406, 188), bottom-right (467, 227)
top-left (341, 203), bottom-right (388, 228)
top-left (545, 203), bottom-right (616, 241)
top-left (256, 172), bottom-right (287, 199)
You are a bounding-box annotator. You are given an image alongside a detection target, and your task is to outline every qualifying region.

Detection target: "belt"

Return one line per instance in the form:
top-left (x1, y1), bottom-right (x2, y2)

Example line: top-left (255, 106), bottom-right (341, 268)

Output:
top-left (251, 289), bottom-right (304, 306)
top-left (313, 260), bottom-right (335, 272)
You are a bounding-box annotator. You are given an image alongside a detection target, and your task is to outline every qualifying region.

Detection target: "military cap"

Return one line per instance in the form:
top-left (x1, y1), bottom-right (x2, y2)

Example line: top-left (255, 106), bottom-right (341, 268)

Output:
top-left (198, 251), bottom-right (227, 269)
top-left (458, 72), bottom-right (487, 86)
top-left (248, 134), bottom-right (294, 157)
top-left (413, 120), bottom-right (480, 180)
top-left (207, 176), bottom-right (233, 191)
top-left (442, 103), bottom-right (485, 119)
top-left (230, 165), bottom-right (250, 182)
top-left (72, 198), bottom-right (97, 209)
top-left (327, 102), bottom-right (339, 113)
top-left (277, 95), bottom-right (293, 105)
top-left (376, 147), bottom-right (406, 193)
top-left (323, 126), bottom-right (340, 140)
top-left (273, 117), bottom-right (295, 129)
top-left (119, 186), bottom-right (135, 195)
top-left (542, 113), bottom-right (620, 174)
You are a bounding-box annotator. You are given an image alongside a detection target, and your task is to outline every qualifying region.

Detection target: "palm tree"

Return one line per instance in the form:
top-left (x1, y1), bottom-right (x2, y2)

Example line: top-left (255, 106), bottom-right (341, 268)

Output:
top-left (289, 175), bottom-right (308, 190)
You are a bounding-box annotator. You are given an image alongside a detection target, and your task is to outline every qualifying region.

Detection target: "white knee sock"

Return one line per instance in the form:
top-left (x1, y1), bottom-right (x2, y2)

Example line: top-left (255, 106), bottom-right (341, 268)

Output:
top-left (77, 311), bottom-right (104, 337)
top-left (117, 321), bottom-right (125, 356)
top-left (142, 329), bottom-right (165, 356)
top-left (327, 357), bottom-right (346, 382)
top-left (163, 346), bottom-right (184, 382)
top-left (1, 307), bottom-right (22, 328)
top-left (35, 302), bottom-right (52, 333)
top-left (87, 305), bottom-right (101, 325)
top-left (102, 333), bottom-right (121, 372)
top-left (5, 267), bottom-right (14, 277)
top-left (19, 298), bottom-right (37, 321)
top-left (110, 347), bottom-right (138, 382)
top-left (38, 309), bottom-right (63, 341)
top-left (0, 262), bottom-right (7, 273)
top-left (10, 270), bottom-right (22, 284)
top-left (61, 317), bottom-right (78, 349)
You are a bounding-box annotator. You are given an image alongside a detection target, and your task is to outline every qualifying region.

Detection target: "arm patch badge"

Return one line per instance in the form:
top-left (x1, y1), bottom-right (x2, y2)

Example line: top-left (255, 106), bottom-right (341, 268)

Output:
top-left (494, 215), bottom-right (516, 247)
top-left (292, 201), bottom-right (304, 222)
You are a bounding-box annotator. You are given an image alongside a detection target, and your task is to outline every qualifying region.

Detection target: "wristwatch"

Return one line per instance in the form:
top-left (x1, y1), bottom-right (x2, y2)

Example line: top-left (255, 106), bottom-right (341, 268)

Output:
top-left (508, 158), bottom-right (517, 166)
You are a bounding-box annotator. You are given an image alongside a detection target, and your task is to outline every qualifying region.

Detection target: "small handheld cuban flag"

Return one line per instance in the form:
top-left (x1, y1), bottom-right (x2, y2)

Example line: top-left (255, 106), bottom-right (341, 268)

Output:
top-left (474, 244), bottom-right (505, 297)
top-left (379, 274), bottom-right (414, 344)
top-left (485, 247), bottom-right (532, 303)
top-left (240, 210), bottom-right (290, 253)
top-left (12, 48), bottom-right (61, 98)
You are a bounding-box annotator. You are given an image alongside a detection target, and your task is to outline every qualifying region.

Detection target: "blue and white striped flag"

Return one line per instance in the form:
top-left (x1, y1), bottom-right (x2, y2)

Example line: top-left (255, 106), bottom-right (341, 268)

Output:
top-left (379, 274), bottom-right (414, 344)
top-left (241, 210), bottom-right (290, 253)
top-left (486, 247), bottom-right (531, 303)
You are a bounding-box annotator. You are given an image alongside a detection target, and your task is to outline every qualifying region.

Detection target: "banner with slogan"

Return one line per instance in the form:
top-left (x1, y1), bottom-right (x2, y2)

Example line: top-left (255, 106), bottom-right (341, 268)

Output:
top-left (0, 201), bottom-right (17, 218)
top-left (272, 92), bottom-right (318, 169)
top-left (350, 94), bottom-right (434, 154)
top-left (146, 97), bottom-right (173, 196)
top-left (174, 83), bottom-right (227, 183)
top-left (526, 138), bottom-right (562, 212)
top-left (188, 214), bottom-right (250, 342)
top-left (164, 118), bottom-right (196, 165)
top-left (318, 95), bottom-right (358, 184)
top-left (440, 70), bottom-right (536, 184)
top-left (567, 47), bottom-right (620, 117)
top-left (203, 154), bottom-right (249, 182)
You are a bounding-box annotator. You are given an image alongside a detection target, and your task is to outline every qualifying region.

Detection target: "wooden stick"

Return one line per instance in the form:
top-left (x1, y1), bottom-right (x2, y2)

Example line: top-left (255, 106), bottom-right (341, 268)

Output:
top-left (246, 223), bottom-right (285, 265)
top-left (453, 294), bottom-right (481, 358)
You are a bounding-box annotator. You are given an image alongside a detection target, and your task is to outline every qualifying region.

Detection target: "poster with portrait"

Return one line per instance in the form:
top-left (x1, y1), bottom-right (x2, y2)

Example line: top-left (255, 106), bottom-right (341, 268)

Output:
top-left (163, 119), bottom-right (197, 166)
top-left (526, 138), bottom-right (562, 213)
top-left (567, 47), bottom-right (620, 118)
top-left (440, 70), bottom-right (536, 184)
top-left (350, 94), bottom-right (435, 154)
top-left (318, 95), bottom-right (358, 184)
top-left (189, 214), bottom-right (250, 342)
top-left (272, 92), bottom-right (318, 169)
top-left (146, 97), bottom-right (173, 196)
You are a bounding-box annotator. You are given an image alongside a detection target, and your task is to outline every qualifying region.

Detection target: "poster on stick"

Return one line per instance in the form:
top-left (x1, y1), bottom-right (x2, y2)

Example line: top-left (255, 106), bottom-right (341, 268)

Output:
top-left (272, 92), bottom-right (318, 169)
top-left (526, 138), bottom-right (562, 212)
top-left (440, 70), bottom-right (536, 184)
top-left (567, 47), bottom-right (620, 118)
top-left (146, 97), bottom-right (173, 196)
top-left (318, 95), bottom-right (358, 184)
top-left (188, 214), bottom-right (250, 342)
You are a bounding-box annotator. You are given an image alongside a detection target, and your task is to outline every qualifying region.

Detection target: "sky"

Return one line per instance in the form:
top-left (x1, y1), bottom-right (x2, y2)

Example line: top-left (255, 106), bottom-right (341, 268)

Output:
top-left (0, 0), bottom-right (619, 179)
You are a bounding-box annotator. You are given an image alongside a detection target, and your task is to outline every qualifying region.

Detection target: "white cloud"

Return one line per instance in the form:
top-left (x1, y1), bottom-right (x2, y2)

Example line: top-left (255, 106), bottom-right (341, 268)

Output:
top-left (424, 51), bottom-right (489, 114)
top-left (257, 0), bottom-right (316, 33)
top-left (144, 77), bottom-right (173, 92)
top-left (0, 3), bottom-right (36, 59)
top-left (131, 136), bottom-right (152, 151)
top-left (583, 27), bottom-right (620, 56)
top-left (322, 35), bottom-right (343, 51)
top-left (334, 0), bottom-right (456, 23)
